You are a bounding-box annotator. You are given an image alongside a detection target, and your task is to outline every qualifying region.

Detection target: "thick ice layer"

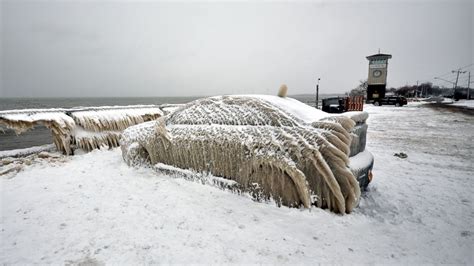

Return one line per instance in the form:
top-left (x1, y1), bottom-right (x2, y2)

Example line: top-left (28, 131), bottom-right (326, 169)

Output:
top-left (71, 108), bottom-right (163, 132)
top-left (122, 122), bottom-right (360, 213)
top-left (251, 95), bottom-right (331, 123)
top-left (349, 123), bottom-right (368, 156)
top-left (159, 104), bottom-right (185, 115)
top-left (71, 126), bottom-right (122, 152)
top-left (349, 150), bottom-right (374, 172)
top-left (121, 95), bottom-right (363, 214)
top-left (168, 95), bottom-right (334, 126)
top-left (166, 96), bottom-right (303, 127)
top-left (0, 106), bottom-right (163, 154)
top-left (0, 112), bottom-right (75, 134)
top-left (154, 162), bottom-right (239, 190)
top-left (341, 111), bottom-right (369, 123)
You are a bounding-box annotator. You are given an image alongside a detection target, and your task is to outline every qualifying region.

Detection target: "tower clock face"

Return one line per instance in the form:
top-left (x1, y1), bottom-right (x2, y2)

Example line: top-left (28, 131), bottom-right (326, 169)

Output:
top-left (373, 70), bottom-right (382, 77)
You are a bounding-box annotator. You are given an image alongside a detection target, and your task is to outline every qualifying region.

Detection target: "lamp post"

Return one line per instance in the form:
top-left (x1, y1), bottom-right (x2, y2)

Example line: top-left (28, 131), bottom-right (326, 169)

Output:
top-left (452, 70), bottom-right (467, 100)
top-left (315, 78), bottom-right (321, 109)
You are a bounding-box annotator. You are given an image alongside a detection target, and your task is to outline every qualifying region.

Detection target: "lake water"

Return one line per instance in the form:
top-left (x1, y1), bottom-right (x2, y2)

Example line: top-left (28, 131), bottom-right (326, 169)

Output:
top-left (0, 97), bottom-right (201, 111)
top-left (0, 94), bottom-right (331, 151)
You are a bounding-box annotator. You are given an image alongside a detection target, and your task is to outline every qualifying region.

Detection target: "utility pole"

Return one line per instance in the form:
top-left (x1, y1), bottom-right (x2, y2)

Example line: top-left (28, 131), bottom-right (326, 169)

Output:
top-left (468, 72), bottom-right (471, 100)
top-left (452, 69), bottom-right (467, 99)
top-left (416, 80), bottom-right (419, 98)
top-left (315, 78), bottom-right (320, 109)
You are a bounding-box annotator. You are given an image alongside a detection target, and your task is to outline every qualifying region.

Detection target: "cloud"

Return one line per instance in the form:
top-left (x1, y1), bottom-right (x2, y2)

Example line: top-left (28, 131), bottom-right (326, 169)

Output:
top-left (1, 0), bottom-right (472, 97)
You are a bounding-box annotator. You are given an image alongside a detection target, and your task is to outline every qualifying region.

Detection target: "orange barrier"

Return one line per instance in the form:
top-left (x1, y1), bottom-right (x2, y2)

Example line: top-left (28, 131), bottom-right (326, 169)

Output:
top-left (346, 96), bottom-right (364, 111)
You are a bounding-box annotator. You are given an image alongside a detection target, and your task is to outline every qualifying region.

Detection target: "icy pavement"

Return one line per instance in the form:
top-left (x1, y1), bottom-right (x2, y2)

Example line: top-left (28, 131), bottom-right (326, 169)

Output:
top-left (1, 103), bottom-right (473, 264)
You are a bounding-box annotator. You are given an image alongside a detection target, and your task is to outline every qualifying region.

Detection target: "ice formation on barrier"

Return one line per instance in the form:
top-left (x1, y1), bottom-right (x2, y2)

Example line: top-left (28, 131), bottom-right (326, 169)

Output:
top-left (121, 95), bottom-right (362, 214)
top-left (0, 106), bottom-right (163, 154)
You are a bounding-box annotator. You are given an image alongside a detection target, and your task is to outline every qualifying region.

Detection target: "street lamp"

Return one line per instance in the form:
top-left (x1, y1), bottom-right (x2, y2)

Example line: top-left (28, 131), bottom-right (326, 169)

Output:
top-left (315, 78), bottom-right (321, 109)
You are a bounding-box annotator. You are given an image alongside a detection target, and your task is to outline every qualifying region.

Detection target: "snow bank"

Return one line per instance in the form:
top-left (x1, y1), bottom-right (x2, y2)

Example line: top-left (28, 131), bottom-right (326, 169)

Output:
top-left (0, 147), bottom-right (65, 178)
top-left (2, 102), bottom-right (472, 264)
top-left (451, 99), bottom-right (474, 109)
top-left (2, 100), bottom-right (473, 265)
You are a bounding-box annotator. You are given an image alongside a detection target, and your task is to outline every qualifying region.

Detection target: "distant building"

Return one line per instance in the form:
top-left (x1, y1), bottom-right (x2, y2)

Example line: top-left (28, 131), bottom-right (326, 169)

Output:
top-left (366, 52), bottom-right (392, 104)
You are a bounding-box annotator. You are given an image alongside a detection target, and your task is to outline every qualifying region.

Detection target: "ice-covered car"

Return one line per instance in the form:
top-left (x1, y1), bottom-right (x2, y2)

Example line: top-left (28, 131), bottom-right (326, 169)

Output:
top-left (121, 95), bottom-right (374, 214)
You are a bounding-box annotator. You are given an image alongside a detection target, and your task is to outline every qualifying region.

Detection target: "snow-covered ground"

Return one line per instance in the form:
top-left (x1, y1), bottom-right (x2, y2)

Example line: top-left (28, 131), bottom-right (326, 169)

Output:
top-left (451, 99), bottom-right (474, 109)
top-left (1, 103), bottom-right (473, 264)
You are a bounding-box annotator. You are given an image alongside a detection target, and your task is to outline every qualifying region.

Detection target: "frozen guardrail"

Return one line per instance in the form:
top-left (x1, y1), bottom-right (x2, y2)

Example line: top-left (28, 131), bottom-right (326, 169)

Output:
top-left (0, 105), bottom-right (167, 155)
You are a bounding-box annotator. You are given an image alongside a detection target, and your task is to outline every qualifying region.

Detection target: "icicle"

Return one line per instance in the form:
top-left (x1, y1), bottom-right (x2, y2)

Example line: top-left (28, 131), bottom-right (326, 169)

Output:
top-left (120, 95), bottom-right (367, 214)
top-left (0, 107), bottom-right (163, 154)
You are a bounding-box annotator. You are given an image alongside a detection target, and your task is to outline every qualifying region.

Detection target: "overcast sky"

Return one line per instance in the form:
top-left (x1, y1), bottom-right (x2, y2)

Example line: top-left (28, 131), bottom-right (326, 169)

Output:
top-left (1, 0), bottom-right (472, 98)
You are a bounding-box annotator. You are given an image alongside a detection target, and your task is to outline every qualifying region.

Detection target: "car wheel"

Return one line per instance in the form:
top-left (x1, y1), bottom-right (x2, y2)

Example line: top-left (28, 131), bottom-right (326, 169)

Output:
top-left (374, 101), bottom-right (380, 106)
top-left (395, 103), bottom-right (400, 107)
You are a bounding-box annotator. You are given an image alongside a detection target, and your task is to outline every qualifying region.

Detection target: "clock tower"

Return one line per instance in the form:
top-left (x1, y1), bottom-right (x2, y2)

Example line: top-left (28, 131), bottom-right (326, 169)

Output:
top-left (366, 52), bottom-right (392, 104)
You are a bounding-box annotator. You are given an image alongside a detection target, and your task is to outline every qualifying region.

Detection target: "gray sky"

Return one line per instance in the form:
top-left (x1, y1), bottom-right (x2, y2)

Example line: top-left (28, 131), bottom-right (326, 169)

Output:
top-left (1, 0), bottom-right (472, 98)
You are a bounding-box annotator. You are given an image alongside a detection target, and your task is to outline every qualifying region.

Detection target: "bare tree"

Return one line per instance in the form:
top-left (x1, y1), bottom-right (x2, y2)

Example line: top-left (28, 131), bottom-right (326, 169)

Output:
top-left (349, 80), bottom-right (368, 97)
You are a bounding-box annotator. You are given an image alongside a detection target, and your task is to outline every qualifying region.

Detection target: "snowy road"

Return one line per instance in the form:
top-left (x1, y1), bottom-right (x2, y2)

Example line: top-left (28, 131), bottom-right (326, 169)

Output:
top-left (1, 103), bottom-right (473, 264)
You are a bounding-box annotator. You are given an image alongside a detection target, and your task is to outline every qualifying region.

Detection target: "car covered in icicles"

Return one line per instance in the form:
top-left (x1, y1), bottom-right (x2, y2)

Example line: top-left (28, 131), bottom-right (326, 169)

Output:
top-left (121, 94), bottom-right (374, 214)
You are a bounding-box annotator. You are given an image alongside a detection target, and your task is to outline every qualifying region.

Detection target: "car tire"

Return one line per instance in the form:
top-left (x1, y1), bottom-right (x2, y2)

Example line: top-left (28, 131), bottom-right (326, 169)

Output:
top-left (395, 103), bottom-right (400, 107)
top-left (374, 101), bottom-right (380, 106)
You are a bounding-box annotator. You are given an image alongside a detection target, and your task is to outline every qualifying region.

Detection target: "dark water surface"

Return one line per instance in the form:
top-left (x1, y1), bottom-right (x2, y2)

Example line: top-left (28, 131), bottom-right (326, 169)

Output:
top-left (0, 97), bottom-right (200, 111)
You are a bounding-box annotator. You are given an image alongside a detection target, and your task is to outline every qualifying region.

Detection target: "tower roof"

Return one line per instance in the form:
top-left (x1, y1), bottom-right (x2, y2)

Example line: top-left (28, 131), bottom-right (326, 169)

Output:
top-left (366, 53), bottom-right (392, 60)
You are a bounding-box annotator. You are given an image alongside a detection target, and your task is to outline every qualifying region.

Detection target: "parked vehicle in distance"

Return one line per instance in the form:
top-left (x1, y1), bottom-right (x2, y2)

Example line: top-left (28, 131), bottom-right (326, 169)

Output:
top-left (322, 97), bottom-right (346, 113)
top-left (374, 96), bottom-right (407, 106)
top-left (322, 96), bottom-right (364, 113)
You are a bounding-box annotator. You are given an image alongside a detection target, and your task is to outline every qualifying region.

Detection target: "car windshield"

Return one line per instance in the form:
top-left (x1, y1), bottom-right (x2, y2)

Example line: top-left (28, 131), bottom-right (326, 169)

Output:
top-left (325, 98), bottom-right (339, 105)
